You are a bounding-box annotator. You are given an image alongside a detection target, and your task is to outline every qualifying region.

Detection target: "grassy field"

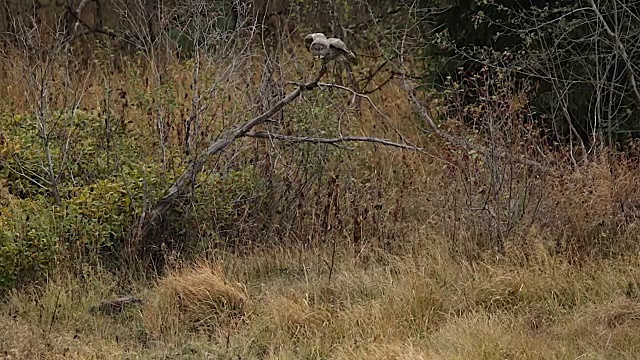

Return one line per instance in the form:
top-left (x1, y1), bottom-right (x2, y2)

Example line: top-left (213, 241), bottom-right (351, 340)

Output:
top-left (3, 239), bottom-right (640, 359)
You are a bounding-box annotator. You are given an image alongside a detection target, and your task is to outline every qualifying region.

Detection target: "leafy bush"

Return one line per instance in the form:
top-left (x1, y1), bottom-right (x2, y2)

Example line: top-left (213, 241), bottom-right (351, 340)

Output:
top-left (0, 194), bottom-right (59, 290)
top-left (62, 179), bottom-right (133, 256)
top-left (0, 107), bottom-right (181, 287)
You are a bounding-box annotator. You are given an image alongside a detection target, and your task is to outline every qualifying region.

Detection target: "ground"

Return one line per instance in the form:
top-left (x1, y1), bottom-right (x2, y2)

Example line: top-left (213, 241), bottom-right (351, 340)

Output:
top-left (3, 236), bottom-right (640, 359)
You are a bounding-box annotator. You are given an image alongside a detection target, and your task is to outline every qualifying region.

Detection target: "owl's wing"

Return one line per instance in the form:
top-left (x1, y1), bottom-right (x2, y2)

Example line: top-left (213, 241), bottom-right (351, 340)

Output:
top-left (328, 38), bottom-right (357, 63)
top-left (305, 33), bottom-right (326, 49)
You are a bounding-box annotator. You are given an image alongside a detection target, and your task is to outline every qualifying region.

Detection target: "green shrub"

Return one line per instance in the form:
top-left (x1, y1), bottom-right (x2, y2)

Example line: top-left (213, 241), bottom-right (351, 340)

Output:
top-left (62, 179), bottom-right (133, 255)
top-left (0, 196), bottom-right (59, 290)
top-left (0, 107), bottom-right (181, 288)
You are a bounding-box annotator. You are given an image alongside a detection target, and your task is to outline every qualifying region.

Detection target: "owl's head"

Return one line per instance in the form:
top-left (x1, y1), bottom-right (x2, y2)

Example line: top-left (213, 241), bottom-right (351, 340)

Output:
top-left (310, 42), bottom-right (329, 58)
top-left (304, 33), bottom-right (327, 49)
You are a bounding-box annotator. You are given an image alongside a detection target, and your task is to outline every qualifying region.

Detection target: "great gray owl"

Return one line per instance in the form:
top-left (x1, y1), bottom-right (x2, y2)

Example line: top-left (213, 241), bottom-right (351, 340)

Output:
top-left (304, 33), bottom-right (357, 65)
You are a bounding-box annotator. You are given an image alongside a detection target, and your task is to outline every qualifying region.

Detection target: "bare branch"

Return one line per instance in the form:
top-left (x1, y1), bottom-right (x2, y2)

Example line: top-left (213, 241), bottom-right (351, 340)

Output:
top-left (2, 157), bottom-right (50, 190)
top-left (70, 0), bottom-right (93, 36)
top-left (361, 72), bottom-right (395, 95)
top-left (312, 81), bottom-right (418, 147)
top-left (65, 3), bottom-right (120, 40)
top-left (585, 0), bottom-right (640, 106)
top-left (244, 130), bottom-right (427, 152)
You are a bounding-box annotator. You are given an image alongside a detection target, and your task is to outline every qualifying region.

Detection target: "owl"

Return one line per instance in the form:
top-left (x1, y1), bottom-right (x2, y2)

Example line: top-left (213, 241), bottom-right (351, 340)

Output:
top-left (304, 33), bottom-right (357, 65)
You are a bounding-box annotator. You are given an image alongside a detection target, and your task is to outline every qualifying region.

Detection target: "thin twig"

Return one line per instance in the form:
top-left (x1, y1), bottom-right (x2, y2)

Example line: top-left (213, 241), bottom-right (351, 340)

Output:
top-left (361, 72), bottom-right (395, 95)
top-left (360, 59), bottom-right (390, 89)
top-left (3, 162), bottom-right (49, 190)
top-left (315, 81), bottom-right (418, 147)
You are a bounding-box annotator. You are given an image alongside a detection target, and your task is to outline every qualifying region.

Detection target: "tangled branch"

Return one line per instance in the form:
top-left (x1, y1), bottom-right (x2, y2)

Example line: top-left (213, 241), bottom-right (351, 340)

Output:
top-left (402, 78), bottom-right (551, 172)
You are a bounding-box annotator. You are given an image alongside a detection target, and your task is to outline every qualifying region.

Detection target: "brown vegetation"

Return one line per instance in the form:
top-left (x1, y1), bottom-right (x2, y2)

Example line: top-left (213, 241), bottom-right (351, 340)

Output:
top-left (1, 0), bottom-right (640, 358)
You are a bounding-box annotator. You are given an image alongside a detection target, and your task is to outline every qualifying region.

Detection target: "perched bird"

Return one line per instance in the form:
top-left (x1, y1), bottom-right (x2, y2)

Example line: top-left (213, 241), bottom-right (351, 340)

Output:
top-left (304, 33), bottom-right (357, 66)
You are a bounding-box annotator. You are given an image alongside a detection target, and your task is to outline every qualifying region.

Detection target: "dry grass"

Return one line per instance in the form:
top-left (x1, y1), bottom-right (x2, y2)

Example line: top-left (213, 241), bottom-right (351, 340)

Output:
top-left (3, 240), bottom-right (640, 359)
top-left (142, 262), bottom-right (249, 340)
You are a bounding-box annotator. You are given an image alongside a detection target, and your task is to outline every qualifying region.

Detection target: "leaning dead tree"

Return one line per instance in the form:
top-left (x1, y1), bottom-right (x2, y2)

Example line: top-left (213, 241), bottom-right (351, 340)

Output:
top-left (135, 71), bottom-right (424, 240)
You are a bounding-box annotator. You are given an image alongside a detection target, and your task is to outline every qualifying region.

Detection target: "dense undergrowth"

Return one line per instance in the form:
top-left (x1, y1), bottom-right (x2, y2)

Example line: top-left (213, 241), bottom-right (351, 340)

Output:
top-left (1, 22), bottom-right (640, 359)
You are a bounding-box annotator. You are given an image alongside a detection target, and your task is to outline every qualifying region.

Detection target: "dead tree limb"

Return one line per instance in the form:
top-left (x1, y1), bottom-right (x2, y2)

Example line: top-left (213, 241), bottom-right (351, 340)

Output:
top-left (245, 131), bottom-right (427, 152)
top-left (138, 70), bottom-right (464, 242)
top-left (137, 75), bottom-right (323, 238)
